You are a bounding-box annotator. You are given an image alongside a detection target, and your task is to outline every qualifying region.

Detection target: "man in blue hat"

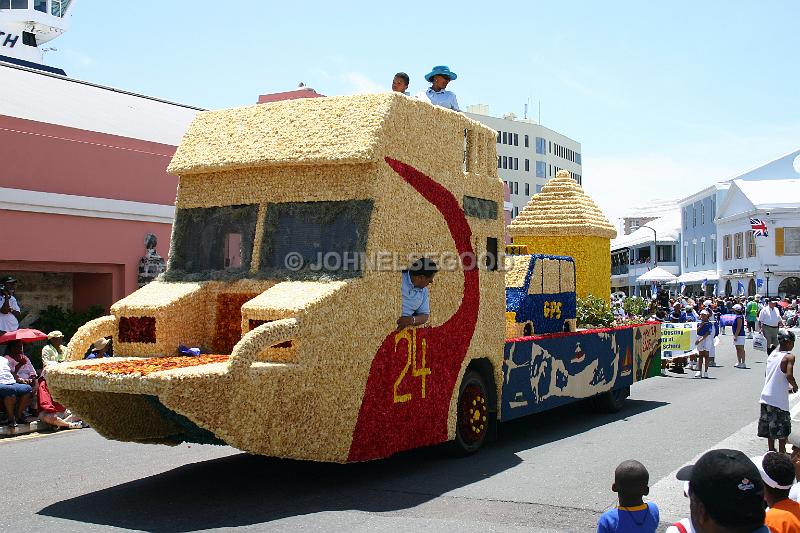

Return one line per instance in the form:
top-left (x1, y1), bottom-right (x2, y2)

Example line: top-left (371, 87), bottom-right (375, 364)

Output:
top-left (416, 65), bottom-right (460, 111)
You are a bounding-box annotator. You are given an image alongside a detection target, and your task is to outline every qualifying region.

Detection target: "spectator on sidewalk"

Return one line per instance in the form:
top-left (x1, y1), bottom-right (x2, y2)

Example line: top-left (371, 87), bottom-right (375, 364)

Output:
top-left (759, 298), bottom-right (785, 353)
top-left (759, 330), bottom-right (797, 453)
top-left (41, 330), bottom-right (67, 368)
top-left (732, 304), bottom-right (747, 368)
top-left (37, 376), bottom-right (82, 430)
top-left (746, 296), bottom-right (759, 339)
top-left (0, 352), bottom-right (32, 427)
top-left (597, 459), bottom-right (659, 532)
top-left (676, 449), bottom-right (769, 533)
top-left (787, 431), bottom-right (800, 502)
top-left (752, 452), bottom-right (800, 532)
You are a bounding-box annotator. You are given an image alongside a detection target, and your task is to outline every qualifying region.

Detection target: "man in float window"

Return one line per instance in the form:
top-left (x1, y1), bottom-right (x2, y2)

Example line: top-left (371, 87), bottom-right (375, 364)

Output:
top-left (397, 258), bottom-right (437, 330)
top-left (415, 65), bottom-right (460, 111)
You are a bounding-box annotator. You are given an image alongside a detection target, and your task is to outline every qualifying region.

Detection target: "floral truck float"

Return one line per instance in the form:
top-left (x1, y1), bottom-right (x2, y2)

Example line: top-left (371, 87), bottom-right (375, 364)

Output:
top-left (46, 94), bottom-right (661, 462)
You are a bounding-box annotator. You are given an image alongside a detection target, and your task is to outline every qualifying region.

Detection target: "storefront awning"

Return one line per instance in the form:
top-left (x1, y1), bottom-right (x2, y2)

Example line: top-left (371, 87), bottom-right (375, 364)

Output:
top-left (675, 270), bottom-right (719, 284)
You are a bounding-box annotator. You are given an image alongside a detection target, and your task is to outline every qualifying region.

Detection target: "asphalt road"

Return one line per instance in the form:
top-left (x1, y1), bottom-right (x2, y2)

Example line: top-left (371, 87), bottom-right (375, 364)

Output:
top-left (2, 335), bottom-right (795, 532)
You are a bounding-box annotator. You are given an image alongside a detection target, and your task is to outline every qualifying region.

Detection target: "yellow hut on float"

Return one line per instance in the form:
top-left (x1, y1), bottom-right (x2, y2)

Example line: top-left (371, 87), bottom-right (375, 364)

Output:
top-left (508, 170), bottom-right (616, 300)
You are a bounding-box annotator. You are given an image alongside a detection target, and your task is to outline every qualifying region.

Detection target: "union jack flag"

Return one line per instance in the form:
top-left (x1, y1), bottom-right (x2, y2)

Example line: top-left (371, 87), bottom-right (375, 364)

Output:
top-left (750, 217), bottom-right (769, 237)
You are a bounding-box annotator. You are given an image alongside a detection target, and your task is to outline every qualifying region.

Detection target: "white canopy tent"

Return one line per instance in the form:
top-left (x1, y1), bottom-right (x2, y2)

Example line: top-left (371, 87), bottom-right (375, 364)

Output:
top-left (636, 267), bottom-right (678, 284)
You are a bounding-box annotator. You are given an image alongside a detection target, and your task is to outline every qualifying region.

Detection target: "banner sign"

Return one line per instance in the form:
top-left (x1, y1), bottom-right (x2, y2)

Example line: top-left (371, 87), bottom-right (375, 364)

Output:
top-left (661, 322), bottom-right (696, 357)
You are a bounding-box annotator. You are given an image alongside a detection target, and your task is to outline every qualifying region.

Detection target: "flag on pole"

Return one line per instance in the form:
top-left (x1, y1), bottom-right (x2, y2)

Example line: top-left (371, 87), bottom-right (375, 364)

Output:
top-left (651, 282), bottom-right (657, 296)
top-left (679, 282), bottom-right (686, 295)
top-left (757, 278), bottom-right (764, 289)
top-left (750, 217), bottom-right (769, 237)
top-left (712, 283), bottom-right (718, 296)
top-left (737, 280), bottom-right (745, 295)
top-left (701, 278), bottom-right (707, 291)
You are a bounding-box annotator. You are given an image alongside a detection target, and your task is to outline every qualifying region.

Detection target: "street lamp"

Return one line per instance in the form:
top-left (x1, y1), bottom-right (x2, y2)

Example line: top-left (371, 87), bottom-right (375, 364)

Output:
top-left (765, 267), bottom-right (773, 298)
top-left (641, 225), bottom-right (658, 267)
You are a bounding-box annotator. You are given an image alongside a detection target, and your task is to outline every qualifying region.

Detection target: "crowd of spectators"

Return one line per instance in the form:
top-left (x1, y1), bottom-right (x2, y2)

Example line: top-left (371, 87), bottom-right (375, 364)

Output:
top-left (0, 276), bottom-right (106, 431)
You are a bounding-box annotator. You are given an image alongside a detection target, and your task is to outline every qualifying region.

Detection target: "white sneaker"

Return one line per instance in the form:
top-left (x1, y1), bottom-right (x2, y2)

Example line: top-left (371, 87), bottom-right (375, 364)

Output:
top-left (703, 371), bottom-right (709, 378)
top-left (695, 371), bottom-right (702, 378)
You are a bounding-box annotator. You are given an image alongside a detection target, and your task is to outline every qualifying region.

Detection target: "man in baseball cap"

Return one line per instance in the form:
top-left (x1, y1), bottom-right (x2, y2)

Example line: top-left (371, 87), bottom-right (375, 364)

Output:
top-left (676, 449), bottom-right (768, 532)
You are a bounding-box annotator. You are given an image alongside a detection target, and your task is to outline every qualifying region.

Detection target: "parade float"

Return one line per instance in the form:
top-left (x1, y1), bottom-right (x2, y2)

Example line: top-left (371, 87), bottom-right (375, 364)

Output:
top-left (46, 93), bottom-right (661, 462)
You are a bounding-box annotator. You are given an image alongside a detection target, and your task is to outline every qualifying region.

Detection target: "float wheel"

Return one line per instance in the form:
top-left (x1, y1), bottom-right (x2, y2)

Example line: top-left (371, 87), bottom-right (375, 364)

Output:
top-left (449, 370), bottom-right (490, 456)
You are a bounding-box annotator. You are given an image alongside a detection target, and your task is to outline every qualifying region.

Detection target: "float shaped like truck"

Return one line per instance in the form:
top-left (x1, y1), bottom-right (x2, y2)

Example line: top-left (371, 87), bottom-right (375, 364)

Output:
top-left (47, 94), bottom-right (661, 462)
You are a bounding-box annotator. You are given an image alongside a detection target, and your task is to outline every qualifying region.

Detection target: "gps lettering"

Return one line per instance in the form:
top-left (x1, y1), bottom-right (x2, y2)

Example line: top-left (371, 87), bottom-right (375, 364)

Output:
top-left (543, 301), bottom-right (562, 320)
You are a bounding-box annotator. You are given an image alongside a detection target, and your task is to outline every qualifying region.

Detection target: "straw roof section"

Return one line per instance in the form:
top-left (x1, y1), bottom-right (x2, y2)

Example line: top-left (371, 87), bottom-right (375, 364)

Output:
top-left (508, 171), bottom-right (617, 238)
top-left (167, 93), bottom-right (492, 176)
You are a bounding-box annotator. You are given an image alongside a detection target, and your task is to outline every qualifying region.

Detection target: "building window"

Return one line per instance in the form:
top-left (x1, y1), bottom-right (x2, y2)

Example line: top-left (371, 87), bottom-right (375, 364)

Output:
top-left (700, 203), bottom-right (705, 224)
top-left (497, 156), bottom-right (501, 169)
top-left (502, 156), bottom-right (507, 169)
top-left (514, 158), bottom-right (519, 171)
top-left (34, 0), bottom-right (47, 12)
top-left (514, 182), bottom-right (519, 195)
top-left (502, 132), bottom-right (507, 144)
top-left (525, 183), bottom-right (530, 195)
top-left (658, 245), bottom-right (675, 263)
top-left (536, 161), bottom-right (546, 178)
top-left (514, 133), bottom-right (519, 146)
top-left (535, 185), bottom-right (543, 193)
top-left (524, 135), bottom-right (529, 147)
top-left (496, 132), bottom-right (501, 144)
top-left (548, 141), bottom-right (551, 153)
top-left (693, 242), bottom-right (697, 266)
top-left (785, 227), bottom-right (800, 255)
top-left (692, 207), bottom-right (696, 227)
top-left (723, 235), bottom-right (731, 260)
top-left (525, 159), bottom-right (530, 172)
top-left (684, 242), bottom-right (689, 267)
top-left (535, 137), bottom-right (546, 154)
top-left (746, 231), bottom-right (756, 257)
top-left (711, 196), bottom-right (716, 219)
top-left (701, 240), bottom-right (706, 265)
top-left (683, 208), bottom-right (687, 230)
top-left (734, 232), bottom-right (743, 259)
top-left (711, 237), bottom-right (717, 262)
top-left (548, 164), bottom-right (551, 176)
top-left (576, 153), bottom-right (581, 164)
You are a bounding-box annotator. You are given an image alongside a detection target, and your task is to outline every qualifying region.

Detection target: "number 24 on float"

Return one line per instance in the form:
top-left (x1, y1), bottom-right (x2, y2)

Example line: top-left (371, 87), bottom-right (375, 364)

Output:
top-left (393, 327), bottom-right (431, 403)
top-left (543, 301), bottom-right (563, 320)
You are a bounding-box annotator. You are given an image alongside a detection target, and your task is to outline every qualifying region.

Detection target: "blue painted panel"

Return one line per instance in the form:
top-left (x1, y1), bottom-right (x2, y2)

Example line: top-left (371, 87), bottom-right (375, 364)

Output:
top-left (501, 328), bottom-right (636, 421)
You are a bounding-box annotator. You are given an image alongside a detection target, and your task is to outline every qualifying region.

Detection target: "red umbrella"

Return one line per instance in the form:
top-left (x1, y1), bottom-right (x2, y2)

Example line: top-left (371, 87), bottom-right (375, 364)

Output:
top-left (0, 328), bottom-right (48, 344)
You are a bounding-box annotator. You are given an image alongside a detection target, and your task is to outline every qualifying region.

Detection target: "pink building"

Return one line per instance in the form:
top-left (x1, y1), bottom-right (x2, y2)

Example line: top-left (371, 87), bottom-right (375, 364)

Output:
top-left (0, 62), bottom-right (200, 319)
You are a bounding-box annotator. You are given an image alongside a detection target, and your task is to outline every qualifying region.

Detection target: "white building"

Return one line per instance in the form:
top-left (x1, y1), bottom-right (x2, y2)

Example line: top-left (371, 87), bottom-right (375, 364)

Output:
top-left (716, 179), bottom-right (800, 298)
top-left (610, 209), bottom-right (681, 297)
top-left (619, 198), bottom-right (680, 236)
top-left (465, 106), bottom-right (582, 218)
top-left (675, 183), bottom-right (730, 297)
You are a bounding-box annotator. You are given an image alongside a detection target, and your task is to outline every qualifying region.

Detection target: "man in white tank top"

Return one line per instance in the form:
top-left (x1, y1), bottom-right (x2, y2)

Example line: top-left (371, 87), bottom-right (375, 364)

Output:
top-left (758, 330), bottom-right (798, 453)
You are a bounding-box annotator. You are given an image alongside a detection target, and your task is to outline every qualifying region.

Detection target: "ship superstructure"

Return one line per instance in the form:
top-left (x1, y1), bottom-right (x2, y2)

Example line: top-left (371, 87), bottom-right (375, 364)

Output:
top-left (0, 0), bottom-right (74, 73)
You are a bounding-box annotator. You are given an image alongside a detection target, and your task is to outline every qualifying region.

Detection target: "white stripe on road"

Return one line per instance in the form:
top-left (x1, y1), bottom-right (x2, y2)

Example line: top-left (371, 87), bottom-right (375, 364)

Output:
top-left (649, 395), bottom-right (800, 523)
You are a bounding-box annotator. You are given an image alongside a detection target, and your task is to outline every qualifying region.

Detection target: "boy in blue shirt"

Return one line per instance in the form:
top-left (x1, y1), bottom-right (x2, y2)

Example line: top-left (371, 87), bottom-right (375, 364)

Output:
top-left (598, 460), bottom-right (659, 532)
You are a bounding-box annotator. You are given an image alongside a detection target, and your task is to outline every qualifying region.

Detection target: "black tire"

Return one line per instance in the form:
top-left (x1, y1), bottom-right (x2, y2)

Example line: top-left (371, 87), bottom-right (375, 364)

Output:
top-left (448, 370), bottom-right (491, 456)
top-left (591, 386), bottom-right (629, 413)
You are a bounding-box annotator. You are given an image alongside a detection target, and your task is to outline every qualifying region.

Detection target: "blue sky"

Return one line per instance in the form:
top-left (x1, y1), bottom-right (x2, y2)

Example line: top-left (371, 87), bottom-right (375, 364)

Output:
top-left (49, 0), bottom-right (799, 224)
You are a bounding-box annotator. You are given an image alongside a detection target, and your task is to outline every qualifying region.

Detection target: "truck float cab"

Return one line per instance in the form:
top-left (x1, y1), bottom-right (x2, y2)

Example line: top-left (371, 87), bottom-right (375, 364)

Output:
top-left (48, 94), bottom-right (508, 462)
